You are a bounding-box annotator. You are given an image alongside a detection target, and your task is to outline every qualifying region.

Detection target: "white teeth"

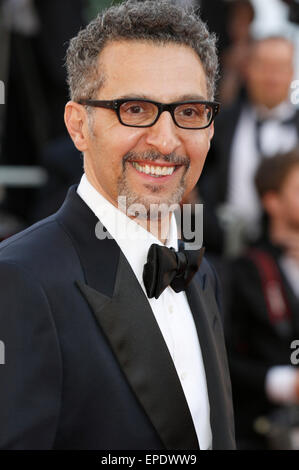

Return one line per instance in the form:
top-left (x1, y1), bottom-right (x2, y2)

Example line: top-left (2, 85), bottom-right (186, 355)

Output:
top-left (132, 162), bottom-right (175, 176)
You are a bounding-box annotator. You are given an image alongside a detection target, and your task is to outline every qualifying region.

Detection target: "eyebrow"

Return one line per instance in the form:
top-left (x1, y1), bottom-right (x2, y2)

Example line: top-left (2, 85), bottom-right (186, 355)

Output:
top-left (116, 93), bottom-right (208, 102)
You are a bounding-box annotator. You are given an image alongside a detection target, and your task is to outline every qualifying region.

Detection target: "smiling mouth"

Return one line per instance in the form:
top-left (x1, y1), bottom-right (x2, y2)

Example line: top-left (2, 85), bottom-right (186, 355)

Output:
top-left (131, 161), bottom-right (180, 177)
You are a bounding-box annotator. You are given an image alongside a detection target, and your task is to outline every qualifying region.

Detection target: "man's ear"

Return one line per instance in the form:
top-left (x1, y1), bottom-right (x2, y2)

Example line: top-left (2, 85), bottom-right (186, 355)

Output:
top-left (64, 101), bottom-right (89, 151)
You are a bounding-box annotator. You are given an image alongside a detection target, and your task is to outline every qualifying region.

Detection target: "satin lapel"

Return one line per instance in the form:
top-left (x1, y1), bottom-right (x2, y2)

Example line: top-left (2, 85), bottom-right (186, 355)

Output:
top-left (185, 274), bottom-right (235, 449)
top-left (76, 251), bottom-right (199, 450)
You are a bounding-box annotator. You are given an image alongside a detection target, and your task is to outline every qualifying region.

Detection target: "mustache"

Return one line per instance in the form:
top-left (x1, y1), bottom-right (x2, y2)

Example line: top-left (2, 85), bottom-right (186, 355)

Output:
top-left (122, 150), bottom-right (190, 169)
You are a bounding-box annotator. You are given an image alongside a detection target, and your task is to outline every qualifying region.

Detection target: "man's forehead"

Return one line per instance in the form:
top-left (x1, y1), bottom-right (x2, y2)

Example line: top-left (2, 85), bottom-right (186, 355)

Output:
top-left (99, 38), bottom-right (201, 61)
top-left (96, 39), bottom-right (208, 100)
top-left (116, 92), bottom-right (207, 101)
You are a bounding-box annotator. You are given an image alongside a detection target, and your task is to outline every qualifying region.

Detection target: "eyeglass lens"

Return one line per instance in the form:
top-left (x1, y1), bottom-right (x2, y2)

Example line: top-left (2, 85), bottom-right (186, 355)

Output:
top-left (119, 101), bottom-right (212, 128)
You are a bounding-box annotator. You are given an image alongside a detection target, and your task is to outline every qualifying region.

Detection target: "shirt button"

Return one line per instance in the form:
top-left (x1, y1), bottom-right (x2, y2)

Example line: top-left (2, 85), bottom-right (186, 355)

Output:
top-left (168, 304), bottom-right (174, 314)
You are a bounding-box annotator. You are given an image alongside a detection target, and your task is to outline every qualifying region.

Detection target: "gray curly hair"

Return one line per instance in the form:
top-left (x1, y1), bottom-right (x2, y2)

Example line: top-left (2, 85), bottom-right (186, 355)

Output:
top-left (66, 0), bottom-right (218, 102)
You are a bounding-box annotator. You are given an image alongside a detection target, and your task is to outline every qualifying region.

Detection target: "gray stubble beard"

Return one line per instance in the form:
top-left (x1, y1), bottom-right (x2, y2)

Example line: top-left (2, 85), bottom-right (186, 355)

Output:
top-left (117, 151), bottom-right (189, 220)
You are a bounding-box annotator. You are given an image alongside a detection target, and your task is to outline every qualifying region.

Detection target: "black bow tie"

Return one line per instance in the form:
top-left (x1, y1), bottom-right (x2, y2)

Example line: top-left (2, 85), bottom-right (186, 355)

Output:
top-left (142, 243), bottom-right (205, 299)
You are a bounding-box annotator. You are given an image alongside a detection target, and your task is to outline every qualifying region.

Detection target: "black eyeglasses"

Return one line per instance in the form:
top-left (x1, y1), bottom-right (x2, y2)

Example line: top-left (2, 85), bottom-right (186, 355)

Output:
top-left (77, 98), bottom-right (220, 130)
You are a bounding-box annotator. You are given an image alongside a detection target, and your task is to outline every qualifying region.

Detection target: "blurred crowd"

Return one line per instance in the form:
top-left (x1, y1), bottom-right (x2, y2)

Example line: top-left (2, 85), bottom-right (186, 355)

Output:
top-left (0, 0), bottom-right (299, 450)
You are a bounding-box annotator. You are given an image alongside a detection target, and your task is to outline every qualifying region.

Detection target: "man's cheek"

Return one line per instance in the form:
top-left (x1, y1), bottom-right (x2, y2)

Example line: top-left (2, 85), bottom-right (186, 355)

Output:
top-left (120, 128), bottom-right (144, 147)
top-left (185, 162), bottom-right (203, 188)
top-left (188, 141), bottom-right (210, 162)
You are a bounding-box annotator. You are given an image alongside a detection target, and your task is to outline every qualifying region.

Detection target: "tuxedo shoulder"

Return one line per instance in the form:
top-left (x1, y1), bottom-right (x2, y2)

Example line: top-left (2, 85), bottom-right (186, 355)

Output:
top-left (197, 256), bottom-right (219, 287)
top-left (195, 255), bottom-right (223, 316)
top-left (0, 213), bottom-right (80, 280)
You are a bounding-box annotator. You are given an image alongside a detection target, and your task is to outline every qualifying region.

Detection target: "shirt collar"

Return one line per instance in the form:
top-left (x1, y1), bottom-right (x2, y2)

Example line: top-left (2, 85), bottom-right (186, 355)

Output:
top-left (77, 173), bottom-right (179, 288)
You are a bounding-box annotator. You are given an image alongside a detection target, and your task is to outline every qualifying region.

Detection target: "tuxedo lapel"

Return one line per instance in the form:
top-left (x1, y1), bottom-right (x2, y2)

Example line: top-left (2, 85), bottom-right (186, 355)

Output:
top-left (58, 188), bottom-right (198, 449)
top-left (185, 270), bottom-right (235, 449)
top-left (76, 250), bottom-right (199, 450)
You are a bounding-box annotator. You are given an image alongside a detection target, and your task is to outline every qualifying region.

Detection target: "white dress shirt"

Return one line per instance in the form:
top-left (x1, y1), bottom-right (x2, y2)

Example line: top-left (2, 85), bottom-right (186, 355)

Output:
top-left (77, 173), bottom-right (212, 449)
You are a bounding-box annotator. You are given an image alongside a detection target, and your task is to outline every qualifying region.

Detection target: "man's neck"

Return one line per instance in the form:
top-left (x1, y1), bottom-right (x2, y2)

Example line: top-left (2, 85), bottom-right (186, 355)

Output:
top-left (129, 213), bottom-right (173, 245)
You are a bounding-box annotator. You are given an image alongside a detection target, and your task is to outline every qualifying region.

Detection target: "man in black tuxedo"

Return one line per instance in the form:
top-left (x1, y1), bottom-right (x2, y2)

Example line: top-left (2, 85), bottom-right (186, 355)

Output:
top-left (0, 1), bottom-right (235, 450)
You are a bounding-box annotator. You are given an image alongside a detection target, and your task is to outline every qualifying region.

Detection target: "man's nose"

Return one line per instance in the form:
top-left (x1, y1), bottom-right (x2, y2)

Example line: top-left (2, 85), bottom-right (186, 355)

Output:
top-left (144, 111), bottom-right (181, 155)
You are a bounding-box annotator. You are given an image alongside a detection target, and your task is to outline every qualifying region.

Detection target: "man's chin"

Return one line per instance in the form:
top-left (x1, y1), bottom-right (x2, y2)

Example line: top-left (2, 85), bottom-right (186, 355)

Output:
top-left (117, 193), bottom-right (182, 220)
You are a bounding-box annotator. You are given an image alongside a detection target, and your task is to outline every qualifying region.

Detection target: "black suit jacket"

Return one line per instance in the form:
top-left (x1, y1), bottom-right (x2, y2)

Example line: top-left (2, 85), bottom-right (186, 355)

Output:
top-left (0, 185), bottom-right (235, 450)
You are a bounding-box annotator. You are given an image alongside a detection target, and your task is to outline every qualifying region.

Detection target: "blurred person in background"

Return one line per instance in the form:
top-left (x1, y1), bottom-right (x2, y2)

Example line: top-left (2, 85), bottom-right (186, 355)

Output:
top-left (0, 0), bottom-right (85, 235)
top-left (218, 0), bottom-right (255, 106)
top-left (199, 35), bottom-right (299, 255)
top-left (227, 149), bottom-right (299, 449)
top-left (191, 0), bottom-right (254, 101)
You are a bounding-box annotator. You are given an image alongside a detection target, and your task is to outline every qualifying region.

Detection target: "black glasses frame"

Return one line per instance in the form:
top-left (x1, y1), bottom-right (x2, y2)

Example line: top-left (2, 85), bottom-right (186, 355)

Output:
top-left (77, 98), bottom-right (220, 129)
